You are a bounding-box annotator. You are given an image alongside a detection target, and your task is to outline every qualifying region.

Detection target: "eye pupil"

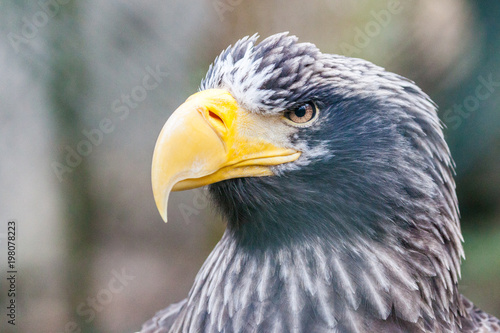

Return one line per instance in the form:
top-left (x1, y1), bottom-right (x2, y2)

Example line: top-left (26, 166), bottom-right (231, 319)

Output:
top-left (295, 106), bottom-right (306, 118)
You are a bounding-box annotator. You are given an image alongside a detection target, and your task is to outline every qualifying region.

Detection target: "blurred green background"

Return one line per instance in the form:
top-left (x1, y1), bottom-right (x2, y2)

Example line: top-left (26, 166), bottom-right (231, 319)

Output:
top-left (0, 0), bottom-right (499, 332)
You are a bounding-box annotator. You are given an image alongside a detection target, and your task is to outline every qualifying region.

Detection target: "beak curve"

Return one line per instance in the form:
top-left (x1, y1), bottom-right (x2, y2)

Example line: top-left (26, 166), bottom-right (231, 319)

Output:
top-left (151, 89), bottom-right (300, 222)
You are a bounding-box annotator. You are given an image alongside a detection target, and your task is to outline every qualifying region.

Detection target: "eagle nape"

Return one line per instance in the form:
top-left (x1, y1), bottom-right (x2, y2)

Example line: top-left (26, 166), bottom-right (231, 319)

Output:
top-left (141, 33), bottom-right (500, 333)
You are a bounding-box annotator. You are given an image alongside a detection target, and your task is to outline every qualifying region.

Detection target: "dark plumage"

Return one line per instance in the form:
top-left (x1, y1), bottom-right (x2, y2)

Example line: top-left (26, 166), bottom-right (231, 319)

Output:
top-left (141, 33), bottom-right (500, 332)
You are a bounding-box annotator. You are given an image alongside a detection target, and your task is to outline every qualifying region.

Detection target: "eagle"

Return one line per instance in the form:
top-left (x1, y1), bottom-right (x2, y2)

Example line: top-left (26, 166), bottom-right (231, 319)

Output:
top-left (140, 33), bottom-right (500, 333)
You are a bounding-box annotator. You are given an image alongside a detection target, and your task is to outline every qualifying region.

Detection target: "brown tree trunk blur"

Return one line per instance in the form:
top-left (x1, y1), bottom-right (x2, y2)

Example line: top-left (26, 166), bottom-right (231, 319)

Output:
top-left (48, 3), bottom-right (97, 332)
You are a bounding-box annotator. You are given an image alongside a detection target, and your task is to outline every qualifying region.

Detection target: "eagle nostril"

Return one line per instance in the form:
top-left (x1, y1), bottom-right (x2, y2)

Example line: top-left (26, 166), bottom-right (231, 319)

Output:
top-left (208, 110), bottom-right (226, 132)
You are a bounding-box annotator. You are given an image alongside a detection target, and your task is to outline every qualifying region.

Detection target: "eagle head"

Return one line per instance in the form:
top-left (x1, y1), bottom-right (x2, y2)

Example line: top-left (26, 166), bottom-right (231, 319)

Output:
top-left (149, 33), bottom-right (474, 332)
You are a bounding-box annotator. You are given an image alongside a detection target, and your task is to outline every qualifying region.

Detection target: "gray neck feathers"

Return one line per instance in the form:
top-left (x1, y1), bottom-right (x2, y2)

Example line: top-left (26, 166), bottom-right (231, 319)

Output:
top-left (170, 225), bottom-right (466, 332)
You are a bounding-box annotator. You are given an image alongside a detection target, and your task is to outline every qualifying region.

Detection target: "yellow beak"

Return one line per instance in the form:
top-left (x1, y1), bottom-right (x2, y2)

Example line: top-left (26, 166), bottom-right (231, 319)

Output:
top-left (151, 89), bottom-right (301, 222)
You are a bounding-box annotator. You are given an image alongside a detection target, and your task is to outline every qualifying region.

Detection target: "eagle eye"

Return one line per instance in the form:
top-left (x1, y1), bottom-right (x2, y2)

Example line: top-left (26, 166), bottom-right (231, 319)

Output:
top-left (283, 102), bottom-right (318, 126)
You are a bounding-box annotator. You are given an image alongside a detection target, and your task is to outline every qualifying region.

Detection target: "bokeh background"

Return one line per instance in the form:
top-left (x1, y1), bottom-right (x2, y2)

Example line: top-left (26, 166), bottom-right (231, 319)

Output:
top-left (1, 0), bottom-right (499, 332)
